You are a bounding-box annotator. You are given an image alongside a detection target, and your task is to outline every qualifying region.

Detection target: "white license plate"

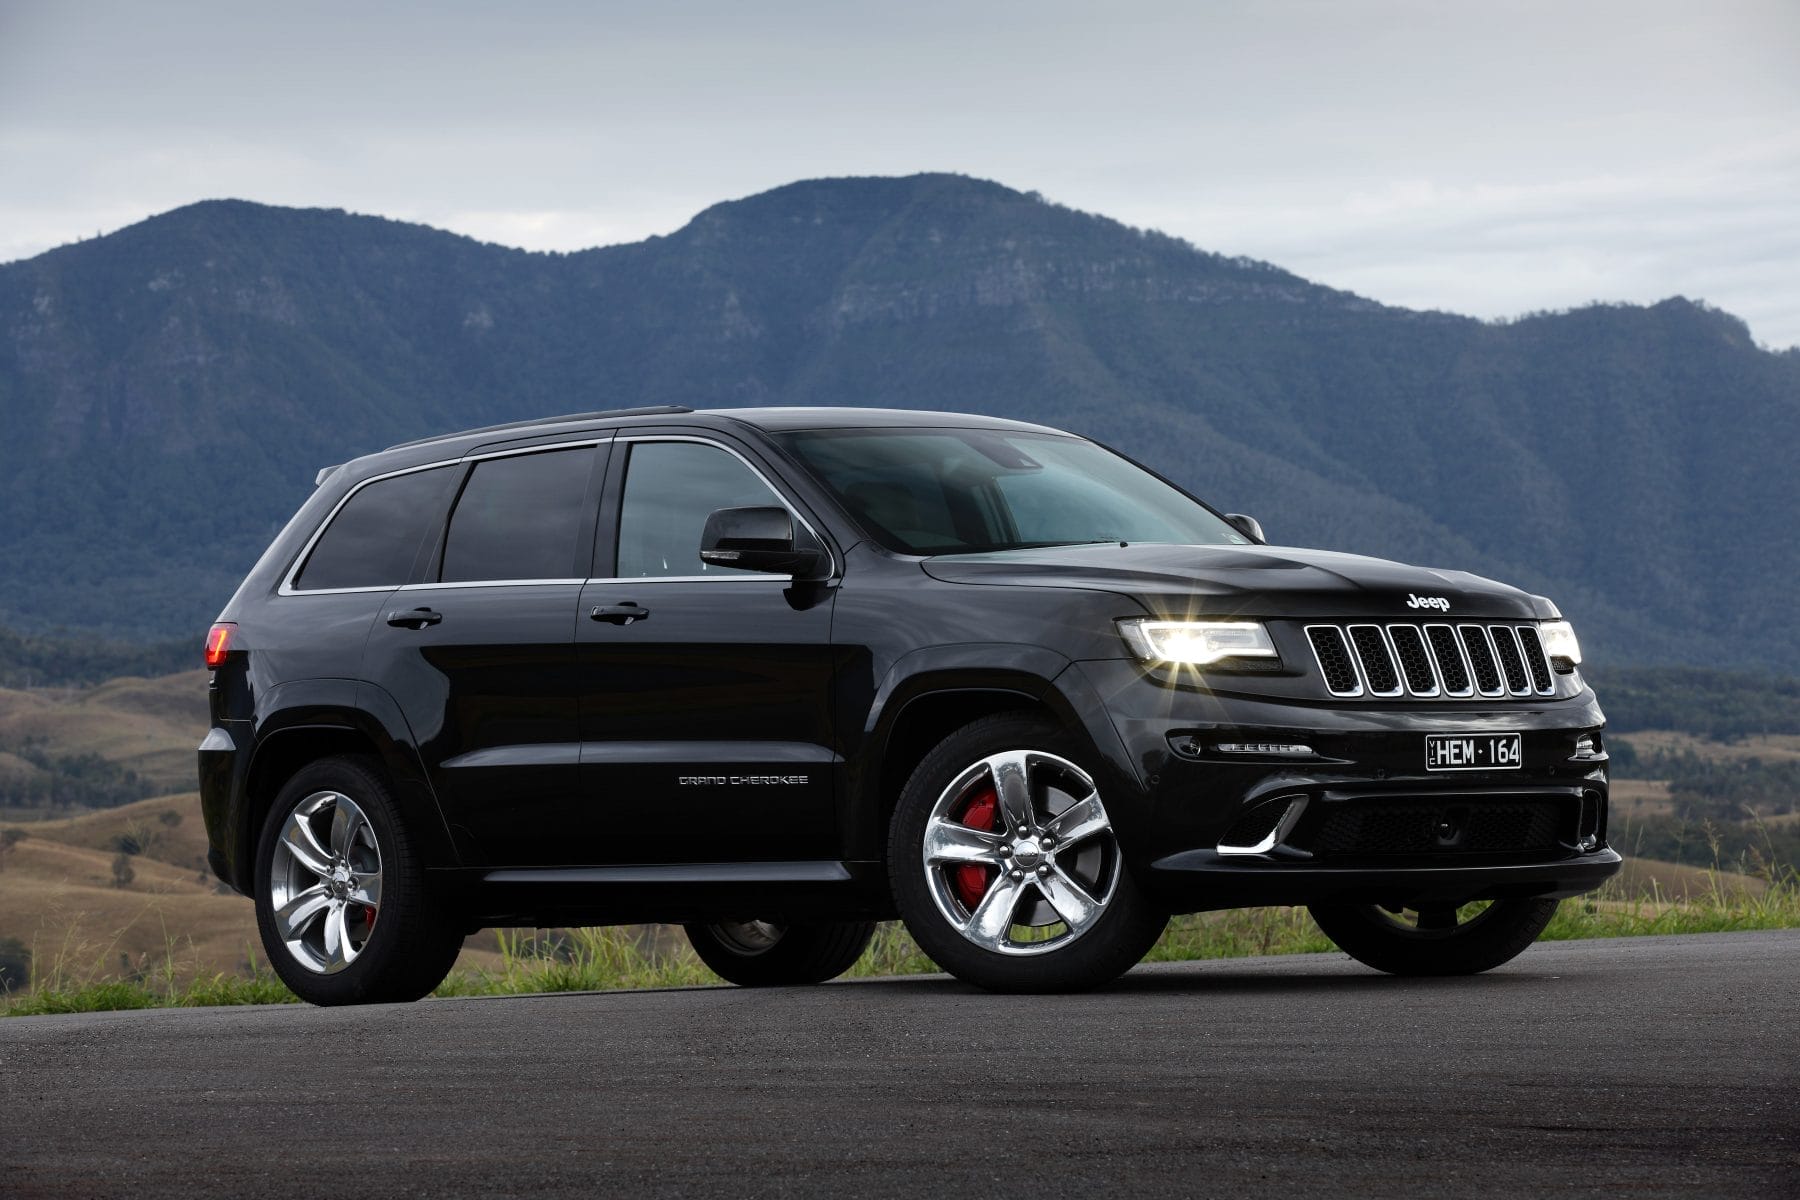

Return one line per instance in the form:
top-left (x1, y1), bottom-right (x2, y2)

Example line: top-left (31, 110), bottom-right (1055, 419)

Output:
top-left (1425, 733), bottom-right (1522, 771)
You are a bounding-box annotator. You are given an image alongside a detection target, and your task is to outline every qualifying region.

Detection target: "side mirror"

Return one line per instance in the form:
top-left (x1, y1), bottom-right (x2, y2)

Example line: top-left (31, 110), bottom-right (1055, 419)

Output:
top-left (700, 506), bottom-right (826, 578)
top-left (1226, 513), bottom-right (1265, 543)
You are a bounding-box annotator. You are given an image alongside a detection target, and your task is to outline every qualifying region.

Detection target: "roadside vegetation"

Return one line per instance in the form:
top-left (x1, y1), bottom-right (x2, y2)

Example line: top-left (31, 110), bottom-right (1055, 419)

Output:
top-left (4, 664), bottom-right (1798, 1016)
top-left (7, 865), bottom-right (1795, 1016)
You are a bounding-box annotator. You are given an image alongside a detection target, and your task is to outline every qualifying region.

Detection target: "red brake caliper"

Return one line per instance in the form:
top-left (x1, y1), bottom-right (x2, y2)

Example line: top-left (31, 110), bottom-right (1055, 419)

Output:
top-left (951, 784), bottom-right (1000, 910)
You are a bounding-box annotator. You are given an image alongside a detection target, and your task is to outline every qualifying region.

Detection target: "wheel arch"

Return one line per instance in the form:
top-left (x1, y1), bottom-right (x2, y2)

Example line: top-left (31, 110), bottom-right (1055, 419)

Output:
top-left (238, 706), bottom-right (456, 894)
top-left (848, 652), bottom-right (1128, 862)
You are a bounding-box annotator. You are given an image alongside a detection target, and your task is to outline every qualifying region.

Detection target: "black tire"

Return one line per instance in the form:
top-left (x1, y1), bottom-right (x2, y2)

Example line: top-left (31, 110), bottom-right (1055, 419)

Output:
top-left (1308, 897), bottom-right (1561, 976)
top-left (888, 712), bottom-right (1168, 993)
top-left (684, 920), bottom-right (877, 986)
top-left (254, 756), bottom-right (464, 1005)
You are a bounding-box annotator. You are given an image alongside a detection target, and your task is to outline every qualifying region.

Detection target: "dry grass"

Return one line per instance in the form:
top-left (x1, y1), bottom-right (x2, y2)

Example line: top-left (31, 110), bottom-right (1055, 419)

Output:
top-left (0, 793), bottom-right (510, 996)
top-left (1622, 730), bottom-right (1800, 764)
top-left (1607, 777), bottom-right (1676, 819)
top-left (1609, 855), bottom-right (1767, 901)
top-left (0, 669), bottom-right (209, 795)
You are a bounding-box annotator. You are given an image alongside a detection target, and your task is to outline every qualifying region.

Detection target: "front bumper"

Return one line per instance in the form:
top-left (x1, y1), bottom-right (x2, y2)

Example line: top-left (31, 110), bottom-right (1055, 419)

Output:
top-left (1145, 846), bottom-right (1622, 909)
top-left (1069, 660), bottom-right (1621, 912)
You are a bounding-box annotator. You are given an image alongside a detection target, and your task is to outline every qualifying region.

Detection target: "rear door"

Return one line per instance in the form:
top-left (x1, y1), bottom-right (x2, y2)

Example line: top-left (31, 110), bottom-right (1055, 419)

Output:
top-left (360, 440), bottom-right (606, 866)
top-left (275, 461), bottom-right (464, 689)
top-left (576, 433), bottom-right (839, 865)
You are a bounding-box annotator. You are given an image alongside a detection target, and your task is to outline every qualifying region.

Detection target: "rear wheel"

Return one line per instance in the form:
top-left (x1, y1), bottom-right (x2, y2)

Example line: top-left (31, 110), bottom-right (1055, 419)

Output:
top-left (254, 756), bottom-right (464, 1005)
top-left (888, 712), bottom-right (1167, 993)
top-left (684, 920), bottom-right (877, 986)
top-left (1308, 897), bottom-right (1560, 976)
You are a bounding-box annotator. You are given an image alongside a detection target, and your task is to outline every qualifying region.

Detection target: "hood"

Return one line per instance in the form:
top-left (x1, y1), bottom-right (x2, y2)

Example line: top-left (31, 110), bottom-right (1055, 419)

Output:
top-left (920, 542), bottom-right (1550, 620)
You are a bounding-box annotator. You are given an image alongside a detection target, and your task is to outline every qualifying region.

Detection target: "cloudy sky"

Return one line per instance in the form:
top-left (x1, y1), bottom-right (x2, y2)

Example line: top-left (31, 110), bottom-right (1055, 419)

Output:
top-left (4, 0), bottom-right (1797, 346)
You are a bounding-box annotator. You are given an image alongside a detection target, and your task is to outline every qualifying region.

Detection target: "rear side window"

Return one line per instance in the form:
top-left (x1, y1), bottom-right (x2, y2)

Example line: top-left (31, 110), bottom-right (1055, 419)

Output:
top-left (294, 465), bottom-right (459, 591)
top-left (439, 447), bottom-right (594, 582)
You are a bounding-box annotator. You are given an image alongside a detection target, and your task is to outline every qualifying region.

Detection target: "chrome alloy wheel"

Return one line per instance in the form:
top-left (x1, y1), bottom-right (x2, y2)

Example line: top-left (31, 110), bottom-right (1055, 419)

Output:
top-left (921, 750), bottom-right (1120, 957)
top-left (268, 790), bottom-right (383, 974)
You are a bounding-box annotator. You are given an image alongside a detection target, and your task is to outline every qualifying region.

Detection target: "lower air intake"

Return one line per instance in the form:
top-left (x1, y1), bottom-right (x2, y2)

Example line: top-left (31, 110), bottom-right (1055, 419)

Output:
top-left (1296, 798), bottom-right (1574, 858)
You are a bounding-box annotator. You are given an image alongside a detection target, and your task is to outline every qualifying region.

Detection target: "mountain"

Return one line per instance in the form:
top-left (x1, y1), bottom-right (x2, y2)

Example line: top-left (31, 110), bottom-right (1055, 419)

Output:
top-left (1, 174), bottom-right (1796, 670)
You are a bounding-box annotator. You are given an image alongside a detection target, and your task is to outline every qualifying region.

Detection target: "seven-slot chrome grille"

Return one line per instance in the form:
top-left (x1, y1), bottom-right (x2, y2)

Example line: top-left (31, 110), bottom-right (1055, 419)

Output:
top-left (1304, 623), bottom-right (1558, 699)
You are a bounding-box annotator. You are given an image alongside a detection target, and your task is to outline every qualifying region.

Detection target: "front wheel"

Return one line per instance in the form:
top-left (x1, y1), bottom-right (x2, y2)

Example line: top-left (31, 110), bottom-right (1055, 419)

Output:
top-left (684, 920), bottom-right (877, 986)
top-left (888, 712), bottom-right (1168, 993)
top-left (1308, 897), bottom-right (1561, 976)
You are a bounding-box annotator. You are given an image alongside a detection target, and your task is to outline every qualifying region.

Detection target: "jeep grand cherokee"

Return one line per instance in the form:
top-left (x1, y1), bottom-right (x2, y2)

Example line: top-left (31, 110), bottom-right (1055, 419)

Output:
top-left (198, 406), bottom-right (1618, 1004)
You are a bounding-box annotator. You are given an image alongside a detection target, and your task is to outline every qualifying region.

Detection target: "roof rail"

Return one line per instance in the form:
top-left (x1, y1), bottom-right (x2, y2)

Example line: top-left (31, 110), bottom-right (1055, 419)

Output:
top-left (384, 406), bottom-right (696, 452)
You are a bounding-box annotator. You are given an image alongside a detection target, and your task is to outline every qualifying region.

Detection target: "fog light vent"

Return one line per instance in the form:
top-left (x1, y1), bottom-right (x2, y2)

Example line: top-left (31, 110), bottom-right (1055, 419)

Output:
top-left (1218, 795), bottom-right (1307, 856)
top-left (1577, 789), bottom-right (1605, 851)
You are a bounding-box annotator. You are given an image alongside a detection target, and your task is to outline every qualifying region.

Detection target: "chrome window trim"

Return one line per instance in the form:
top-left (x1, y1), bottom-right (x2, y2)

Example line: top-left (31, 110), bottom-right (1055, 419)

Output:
top-left (582, 574), bottom-right (791, 585)
top-left (277, 439), bottom-right (610, 597)
top-left (399, 578), bottom-right (586, 592)
top-left (1384, 623), bottom-right (1442, 698)
top-left (276, 583), bottom-right (397, 596)
top-left (1304, 624), bottom-right (1364, 698)
top-left (1422, 622), bottom-right (1476, 697)
top-left (608, 433), bottom-right (838, 583)
top-left (1345, 623), bottom-right (1404, 698)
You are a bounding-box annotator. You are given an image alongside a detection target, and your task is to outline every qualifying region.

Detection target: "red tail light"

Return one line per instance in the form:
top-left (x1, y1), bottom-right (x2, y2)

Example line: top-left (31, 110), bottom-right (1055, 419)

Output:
top-left (204, 623), bottom-right (236, 669)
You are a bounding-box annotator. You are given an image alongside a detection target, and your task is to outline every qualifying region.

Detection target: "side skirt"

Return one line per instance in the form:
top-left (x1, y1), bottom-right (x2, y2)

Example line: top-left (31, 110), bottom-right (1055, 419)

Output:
top-left (434, 859), bottom-right (896, 927)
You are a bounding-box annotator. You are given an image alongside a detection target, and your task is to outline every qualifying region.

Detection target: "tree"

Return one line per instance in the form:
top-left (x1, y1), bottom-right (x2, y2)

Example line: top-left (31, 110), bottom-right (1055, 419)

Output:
top-left (111, 852), bottom-right (134, 889)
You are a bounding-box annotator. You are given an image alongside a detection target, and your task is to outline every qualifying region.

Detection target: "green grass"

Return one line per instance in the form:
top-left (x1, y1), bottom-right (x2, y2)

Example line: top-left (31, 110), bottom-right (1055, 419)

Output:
top-left (431, 927), bottom-right (716, 997)
top-left (8, 873), bottom-right (1798, 1017)
top-left (5, 961), bottom-right (298, 1016)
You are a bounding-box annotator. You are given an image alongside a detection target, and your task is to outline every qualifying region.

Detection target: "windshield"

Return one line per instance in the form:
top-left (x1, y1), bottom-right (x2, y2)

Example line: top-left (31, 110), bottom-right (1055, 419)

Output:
top-left (777, 428), bottom-right (1250, 555)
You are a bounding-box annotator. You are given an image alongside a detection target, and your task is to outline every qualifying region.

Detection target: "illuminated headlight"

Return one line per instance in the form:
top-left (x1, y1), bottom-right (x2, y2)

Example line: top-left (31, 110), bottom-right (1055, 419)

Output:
top-left (1540, 620), bottom-right (1583, 666)
top-left (1118, 619), bottom-right (1279, 666)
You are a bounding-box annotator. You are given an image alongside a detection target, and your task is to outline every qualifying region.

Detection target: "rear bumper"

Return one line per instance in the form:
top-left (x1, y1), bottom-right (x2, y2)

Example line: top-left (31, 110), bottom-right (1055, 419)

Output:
top-left (198, 724), bottom-right (252, 895)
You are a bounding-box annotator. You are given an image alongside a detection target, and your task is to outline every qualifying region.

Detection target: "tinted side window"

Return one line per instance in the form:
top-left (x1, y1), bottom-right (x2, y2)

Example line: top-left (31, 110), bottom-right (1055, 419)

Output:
top-left (616, 442), bottom-right (783, 578)
top-left (440, 447), bottom-right (594, 583)
top-left (294, 465), bottom-right (458, 591)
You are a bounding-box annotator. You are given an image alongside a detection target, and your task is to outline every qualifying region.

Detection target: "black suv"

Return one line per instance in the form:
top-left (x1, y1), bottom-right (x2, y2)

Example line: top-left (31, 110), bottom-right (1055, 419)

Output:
top-left (200, 406), bottom-right (1618, 1004)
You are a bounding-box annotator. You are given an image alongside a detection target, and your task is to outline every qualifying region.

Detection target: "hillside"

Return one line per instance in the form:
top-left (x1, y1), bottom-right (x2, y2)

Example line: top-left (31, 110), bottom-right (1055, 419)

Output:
top-left (0, 670), bottom-right (206, 812)
top-left (0, 794), bottom-right (508, 988)
top-left (2, 173), bottom-right (1797, 668)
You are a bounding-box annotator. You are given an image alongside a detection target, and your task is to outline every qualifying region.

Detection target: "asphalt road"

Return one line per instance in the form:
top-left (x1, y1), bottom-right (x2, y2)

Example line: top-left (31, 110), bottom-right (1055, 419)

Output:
top-left (2, 930), bottom-right (1796, 1198)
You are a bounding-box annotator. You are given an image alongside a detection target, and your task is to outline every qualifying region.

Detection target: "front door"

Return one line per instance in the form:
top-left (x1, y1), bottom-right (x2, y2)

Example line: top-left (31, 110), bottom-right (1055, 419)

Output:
top-left (577, 435), bottom-right (839, 865)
